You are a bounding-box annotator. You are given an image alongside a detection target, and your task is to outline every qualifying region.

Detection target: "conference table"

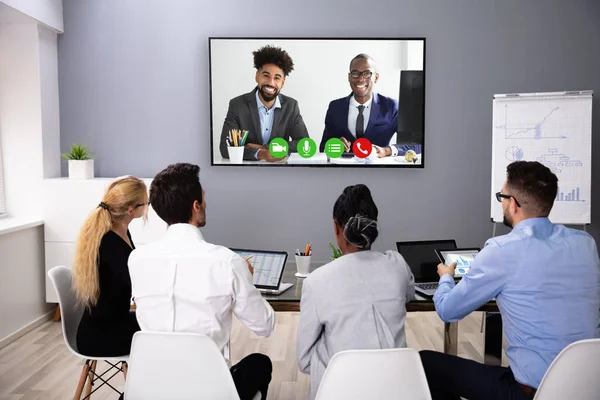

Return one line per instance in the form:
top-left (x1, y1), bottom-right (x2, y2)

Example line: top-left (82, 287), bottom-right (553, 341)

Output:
top-left (263, 264), bottom-right (502, 365)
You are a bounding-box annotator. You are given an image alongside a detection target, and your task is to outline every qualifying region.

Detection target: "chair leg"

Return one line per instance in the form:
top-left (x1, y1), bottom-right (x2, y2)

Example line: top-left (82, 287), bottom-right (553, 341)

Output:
top-left (53, 305), bottom-right (61, 322)
top-left (122, 361), bottom-right (128, 380)
top-left (84, 360), bottom-right (97, 398)
top-left (74, 361), bottom-right (90, 400)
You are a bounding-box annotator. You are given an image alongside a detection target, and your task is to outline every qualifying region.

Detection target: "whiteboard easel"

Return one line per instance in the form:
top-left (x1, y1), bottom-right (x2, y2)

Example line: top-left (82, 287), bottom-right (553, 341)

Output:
top-left (491, 91), bottom-right (593, 226)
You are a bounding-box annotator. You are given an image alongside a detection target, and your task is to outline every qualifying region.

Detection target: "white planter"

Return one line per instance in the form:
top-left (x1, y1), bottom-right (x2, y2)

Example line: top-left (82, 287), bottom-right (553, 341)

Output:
top-left (68, 159), bottom-right (94, 179)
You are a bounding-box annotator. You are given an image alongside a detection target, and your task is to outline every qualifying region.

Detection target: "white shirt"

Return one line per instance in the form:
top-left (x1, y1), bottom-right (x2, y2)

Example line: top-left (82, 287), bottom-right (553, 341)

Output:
top-left (347, 95), bottom-right (373, 138)
top-left (128, 223), bottom-right (275, 360)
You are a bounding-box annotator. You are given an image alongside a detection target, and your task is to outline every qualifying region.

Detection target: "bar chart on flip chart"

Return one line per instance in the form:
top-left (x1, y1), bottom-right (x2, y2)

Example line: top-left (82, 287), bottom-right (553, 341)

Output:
top-left (491, 91), bottom-right (593, 224)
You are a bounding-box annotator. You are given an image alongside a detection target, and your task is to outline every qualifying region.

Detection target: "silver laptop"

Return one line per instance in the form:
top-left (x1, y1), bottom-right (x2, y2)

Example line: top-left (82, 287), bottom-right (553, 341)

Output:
top-left (397, 240), bottom-right (457, 297)
top-left (230, 248), bottom-right (293, 295)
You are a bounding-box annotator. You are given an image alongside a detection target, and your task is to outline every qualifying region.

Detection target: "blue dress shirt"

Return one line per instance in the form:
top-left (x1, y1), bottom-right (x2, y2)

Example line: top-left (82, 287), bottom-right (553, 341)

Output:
top-left (434, 217), bottom-right (600, 388)
top-left (253, 91), bottom-right (281, 159)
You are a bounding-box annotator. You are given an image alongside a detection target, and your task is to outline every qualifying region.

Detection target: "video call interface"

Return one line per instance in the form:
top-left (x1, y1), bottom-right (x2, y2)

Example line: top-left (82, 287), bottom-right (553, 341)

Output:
top-left (210, 38), bottom-right (426, 168)
top-left (231, 250), bottom-right (287, 288)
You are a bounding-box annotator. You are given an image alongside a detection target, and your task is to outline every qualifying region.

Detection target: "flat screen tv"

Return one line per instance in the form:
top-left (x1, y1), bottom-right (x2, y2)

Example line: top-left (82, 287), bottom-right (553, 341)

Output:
top-left (209, 37), bottom-right (426, 168)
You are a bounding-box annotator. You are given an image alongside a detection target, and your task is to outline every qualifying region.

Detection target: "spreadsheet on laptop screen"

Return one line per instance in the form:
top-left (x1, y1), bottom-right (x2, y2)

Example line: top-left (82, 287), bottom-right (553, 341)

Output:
top-left (232, 250), bottom-right (287, 287)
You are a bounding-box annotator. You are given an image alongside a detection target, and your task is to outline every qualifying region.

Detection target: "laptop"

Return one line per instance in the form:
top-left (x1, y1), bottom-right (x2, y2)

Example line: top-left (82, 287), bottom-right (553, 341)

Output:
top-left (230, 248), bottom-right (294, 295)
top-left (435, 248), bottom-right (480, 279)
top-left (396, 240), bottom-right (457, 297)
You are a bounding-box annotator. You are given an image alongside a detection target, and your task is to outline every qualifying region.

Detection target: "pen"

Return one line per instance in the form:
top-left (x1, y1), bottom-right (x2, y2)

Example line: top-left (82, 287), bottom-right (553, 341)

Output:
top-left (296, 248), bottom-right (300, 256)
top-left (241, 131), bottom-right (249, 146)
top-left (244, 254), bottom-right (254, 261)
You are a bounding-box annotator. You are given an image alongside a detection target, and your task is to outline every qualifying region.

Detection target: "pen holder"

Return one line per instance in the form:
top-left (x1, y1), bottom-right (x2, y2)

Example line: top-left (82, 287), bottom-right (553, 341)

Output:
top-left (295, 255), bottom-right (311, 277)
top-left (227, 146), bottom-right (244, 164)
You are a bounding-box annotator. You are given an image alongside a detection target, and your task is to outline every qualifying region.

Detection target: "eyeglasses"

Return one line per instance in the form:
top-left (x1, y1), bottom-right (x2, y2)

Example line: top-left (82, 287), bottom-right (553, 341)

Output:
top-left (495, 192), bottom-right (521, 208)
top-left (349, 70), bottom-right (374, 79)
top-left (135, 201), bottom-right (150, 208)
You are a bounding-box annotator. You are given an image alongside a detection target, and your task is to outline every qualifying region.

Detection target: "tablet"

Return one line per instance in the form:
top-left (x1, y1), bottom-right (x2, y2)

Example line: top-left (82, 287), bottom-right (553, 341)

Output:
top-left (434, 248), bottom-right (480, 278)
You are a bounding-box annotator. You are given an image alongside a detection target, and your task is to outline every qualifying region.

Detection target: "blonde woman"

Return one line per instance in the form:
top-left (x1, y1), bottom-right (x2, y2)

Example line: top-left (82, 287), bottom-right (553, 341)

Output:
top-left (73, 176), bottom-right (148, 356)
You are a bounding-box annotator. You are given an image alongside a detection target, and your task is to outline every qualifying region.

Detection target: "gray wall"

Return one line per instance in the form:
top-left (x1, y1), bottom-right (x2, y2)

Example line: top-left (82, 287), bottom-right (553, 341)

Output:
top-left (58, 0), bottom-right (600, 261)
top-left (0, 226), bottom-right (53, 342)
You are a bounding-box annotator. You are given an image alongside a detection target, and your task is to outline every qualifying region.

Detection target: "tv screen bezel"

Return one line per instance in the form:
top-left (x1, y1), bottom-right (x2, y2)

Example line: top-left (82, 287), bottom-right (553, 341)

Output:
top-left (208, 36), bottom-right (427, 169)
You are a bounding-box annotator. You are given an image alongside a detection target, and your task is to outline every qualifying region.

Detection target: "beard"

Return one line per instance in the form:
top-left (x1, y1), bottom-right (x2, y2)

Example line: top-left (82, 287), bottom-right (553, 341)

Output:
top-left (502, 212), bottom-right (513, 228)
top-left (259, 85), bottom-right (279, 102)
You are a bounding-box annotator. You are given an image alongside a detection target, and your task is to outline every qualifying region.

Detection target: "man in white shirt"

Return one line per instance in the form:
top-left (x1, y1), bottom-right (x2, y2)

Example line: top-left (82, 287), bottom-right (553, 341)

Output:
top-left (128, 163), bottom-right (275, 400)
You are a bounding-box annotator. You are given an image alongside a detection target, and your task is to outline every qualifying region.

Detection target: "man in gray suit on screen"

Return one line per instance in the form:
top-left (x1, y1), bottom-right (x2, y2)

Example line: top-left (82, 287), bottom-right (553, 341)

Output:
top-left (219, 45), bottom-right (309, 162)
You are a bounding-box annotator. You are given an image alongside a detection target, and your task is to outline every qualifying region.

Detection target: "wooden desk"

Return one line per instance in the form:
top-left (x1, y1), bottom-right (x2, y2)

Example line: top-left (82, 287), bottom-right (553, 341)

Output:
top-left (264, 265), bottom-right (501, 363)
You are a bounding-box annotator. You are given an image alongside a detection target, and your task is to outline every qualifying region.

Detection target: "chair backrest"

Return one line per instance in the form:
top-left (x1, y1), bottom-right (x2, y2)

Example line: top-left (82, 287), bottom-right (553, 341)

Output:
top-left (124, 331), bottom-right (240, 400)
top-left (315, 348), bottom-right (431, 400)
top-left (48, 265), bottom-right (84, 355)
top-left (534, 338), bottom-right (600, 400)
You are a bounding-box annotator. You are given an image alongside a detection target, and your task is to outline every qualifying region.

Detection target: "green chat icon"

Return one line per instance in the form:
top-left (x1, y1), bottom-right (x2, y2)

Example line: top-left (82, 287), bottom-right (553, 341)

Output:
top-left (324, 138), bottom-right (345, 158)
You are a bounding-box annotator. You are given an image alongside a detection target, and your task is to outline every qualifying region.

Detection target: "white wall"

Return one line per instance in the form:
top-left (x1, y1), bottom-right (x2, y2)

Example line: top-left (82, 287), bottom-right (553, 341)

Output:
top-left (210, 39), bottom-right (424, 159)
top-left (0, 24), bottom-right (45, 219)
top-left (0, 2), bottom-right (63, 345)
top-left (39, 26), bottom-right (61, 179)
top-left (0, 0), bottom-right (63, 32)
top-left (0, 225), bottom-right (53, 342)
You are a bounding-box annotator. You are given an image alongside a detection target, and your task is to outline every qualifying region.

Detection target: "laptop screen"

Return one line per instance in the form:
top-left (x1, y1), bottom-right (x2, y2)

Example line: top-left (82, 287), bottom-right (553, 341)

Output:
top-left (230, 249), bottom-right (288, 289)
top-left (436, 249), bottom-right (479, 278)
top-left (396, 240), bottom-right (457, 282)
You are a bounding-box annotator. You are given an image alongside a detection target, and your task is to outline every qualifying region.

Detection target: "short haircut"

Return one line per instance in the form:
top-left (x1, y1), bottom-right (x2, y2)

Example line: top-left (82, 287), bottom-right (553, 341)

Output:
top-left (333, 184), bottom-right (379, 249)
top-left (506, 161), bottom-right (558, 217)
top-left (149, 163), bottom-right (203, 225)
top-left (349, 53), bottom-right (377, 72)
top-left (253, 45), bottom-right (295, 76)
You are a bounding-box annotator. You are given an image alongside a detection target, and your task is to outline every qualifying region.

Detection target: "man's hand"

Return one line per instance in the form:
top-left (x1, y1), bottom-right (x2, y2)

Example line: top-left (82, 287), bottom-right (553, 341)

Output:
top-left (437, 262), bottom-right (457, 278)
top-left (257, 148), bottom-right (285, 162)
top-left (341, 137), bottom-right (352, 152)
top-left (373, 145), bottom-right (392, 158)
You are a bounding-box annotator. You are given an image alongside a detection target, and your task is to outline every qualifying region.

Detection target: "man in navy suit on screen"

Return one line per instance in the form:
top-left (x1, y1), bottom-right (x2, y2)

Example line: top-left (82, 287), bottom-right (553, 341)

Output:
top-left (318, 54), bottom-right (421, 158)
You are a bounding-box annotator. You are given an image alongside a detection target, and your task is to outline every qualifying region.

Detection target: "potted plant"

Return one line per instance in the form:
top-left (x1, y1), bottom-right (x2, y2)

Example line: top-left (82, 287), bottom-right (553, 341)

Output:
top-left (329, 243), bottom-right (342, 260)
top-left (62, 144), bottom-right (94, 179)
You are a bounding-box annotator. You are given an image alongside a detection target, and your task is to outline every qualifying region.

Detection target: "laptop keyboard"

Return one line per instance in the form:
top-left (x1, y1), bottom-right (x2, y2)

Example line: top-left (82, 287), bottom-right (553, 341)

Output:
top-left (416, 283), bottom-right (438, 290)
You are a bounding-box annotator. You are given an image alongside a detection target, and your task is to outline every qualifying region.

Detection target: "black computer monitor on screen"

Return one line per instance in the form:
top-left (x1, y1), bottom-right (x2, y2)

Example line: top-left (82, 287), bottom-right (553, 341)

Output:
top-left (397, 70), bottom-right (425, 146)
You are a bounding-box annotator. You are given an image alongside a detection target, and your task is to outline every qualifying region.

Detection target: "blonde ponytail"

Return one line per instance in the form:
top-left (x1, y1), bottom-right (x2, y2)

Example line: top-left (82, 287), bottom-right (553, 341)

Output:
top-left (72, 206), bottom-right (112, 308)
top-left (72, 176), bottom-right (147, 308)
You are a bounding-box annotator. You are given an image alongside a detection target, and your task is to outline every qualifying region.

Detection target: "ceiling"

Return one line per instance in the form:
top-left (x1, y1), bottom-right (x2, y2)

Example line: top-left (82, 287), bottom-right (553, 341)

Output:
top-left (0, 3), bottom-right (36, 25)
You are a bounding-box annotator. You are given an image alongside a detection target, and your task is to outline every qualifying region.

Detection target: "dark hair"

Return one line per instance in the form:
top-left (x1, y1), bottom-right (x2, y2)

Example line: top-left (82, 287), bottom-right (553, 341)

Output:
top-left (149, 163), bottom-right (203, 225)
top-left (506, 161), bottom-right (558, 217)
top-left (253, 45), bottom-right (295, 76)
top-left (349, 53), bottom-right (377, 72)
top-left (333, 184), bottom-right (379, 249)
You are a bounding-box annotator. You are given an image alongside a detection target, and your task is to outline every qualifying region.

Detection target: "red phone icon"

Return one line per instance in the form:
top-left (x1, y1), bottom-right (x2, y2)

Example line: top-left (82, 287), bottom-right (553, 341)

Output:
top-left (352, 138), bottom-right (372, 158)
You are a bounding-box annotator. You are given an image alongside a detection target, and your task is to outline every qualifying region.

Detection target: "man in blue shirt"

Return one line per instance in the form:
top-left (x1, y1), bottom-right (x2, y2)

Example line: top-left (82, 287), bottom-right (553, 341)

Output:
top-left (420, 161), bottom-right (600, 400)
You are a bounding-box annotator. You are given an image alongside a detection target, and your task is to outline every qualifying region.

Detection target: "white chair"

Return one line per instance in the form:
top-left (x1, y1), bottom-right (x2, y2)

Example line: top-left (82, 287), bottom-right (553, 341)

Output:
top-left (314, 348), bottom-right (432, 400)
top-left (534, 338), bottom-right (600, 399)
top-left (124, 331), bottom-right (259, 400)
top-left (48, 265), bottom-right (129, 399)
